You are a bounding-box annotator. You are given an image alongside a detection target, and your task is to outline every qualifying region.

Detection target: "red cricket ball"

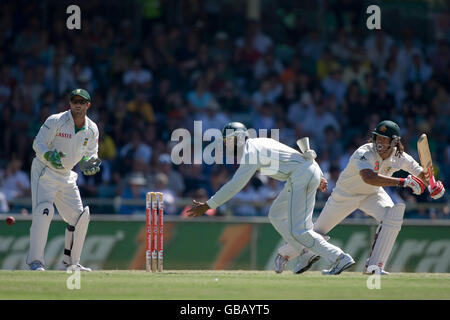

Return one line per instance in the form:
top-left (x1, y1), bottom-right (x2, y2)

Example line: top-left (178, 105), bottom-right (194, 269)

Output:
top-left (6, 216), bottom-right (15, 226)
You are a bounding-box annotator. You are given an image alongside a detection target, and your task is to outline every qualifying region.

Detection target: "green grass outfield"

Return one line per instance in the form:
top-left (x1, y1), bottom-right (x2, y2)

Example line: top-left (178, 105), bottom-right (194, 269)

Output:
top-left (0, 270), bottom-right (449, 300)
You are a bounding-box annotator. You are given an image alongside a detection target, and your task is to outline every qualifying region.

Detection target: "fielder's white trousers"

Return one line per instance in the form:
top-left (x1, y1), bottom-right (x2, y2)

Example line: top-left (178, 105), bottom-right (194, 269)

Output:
top-left (268, 160), bottom-right (343, 264)
top-left (27, 158), bottom-right (84, 266)
top-left (278, 186), bottom-right (396, 260)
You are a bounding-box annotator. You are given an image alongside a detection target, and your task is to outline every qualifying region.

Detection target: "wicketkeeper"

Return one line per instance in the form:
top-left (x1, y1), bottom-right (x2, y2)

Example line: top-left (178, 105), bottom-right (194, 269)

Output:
top-left (277, 120), bottom-right (445, 274)
top-left (187, 122), bottom-right (355, 275)
top-left (27, 88), bottom-right (101, 271)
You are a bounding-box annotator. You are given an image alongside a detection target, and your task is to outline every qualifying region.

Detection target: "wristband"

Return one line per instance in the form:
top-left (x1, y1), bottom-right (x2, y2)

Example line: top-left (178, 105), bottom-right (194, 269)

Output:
top-left (398, 178), bottom-right (405, 187)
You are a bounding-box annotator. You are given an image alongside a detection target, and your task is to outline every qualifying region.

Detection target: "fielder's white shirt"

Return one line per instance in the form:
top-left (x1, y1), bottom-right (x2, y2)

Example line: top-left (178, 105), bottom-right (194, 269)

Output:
top-left (335, 143), bottom-right (423, 195)
top-left (207, 137), bottom-right (317, 209)
top-left (33, 110), bottom-right (99, 175)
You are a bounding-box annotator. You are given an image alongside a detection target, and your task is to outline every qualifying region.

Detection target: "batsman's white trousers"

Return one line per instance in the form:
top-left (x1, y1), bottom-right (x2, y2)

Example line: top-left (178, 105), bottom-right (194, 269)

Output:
top-left (27, 158), bottom-right (84, 266)
top-left (268, 160), bottom-right (343, 264)
top-left (314, 187), bottom-right (394, 235)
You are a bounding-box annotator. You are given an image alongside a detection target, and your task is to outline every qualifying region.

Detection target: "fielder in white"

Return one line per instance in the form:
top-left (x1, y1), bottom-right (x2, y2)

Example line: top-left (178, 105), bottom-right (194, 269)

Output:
top-left (276, 120), bottom-right (445, 274)
top-left (187, 122), bottom-right (355, 275)
top-left (27, 88), bottom-right (102, 271)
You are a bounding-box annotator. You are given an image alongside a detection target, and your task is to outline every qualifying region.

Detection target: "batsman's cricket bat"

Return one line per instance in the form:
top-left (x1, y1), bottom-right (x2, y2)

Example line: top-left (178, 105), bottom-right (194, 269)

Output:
top-left (417, 134), bottom-right (436, 189)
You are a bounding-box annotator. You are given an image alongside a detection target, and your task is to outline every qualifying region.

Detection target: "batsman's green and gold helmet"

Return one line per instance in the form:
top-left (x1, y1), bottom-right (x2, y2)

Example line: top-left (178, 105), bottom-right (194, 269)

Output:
top-left (372, 120), bottom-right (401, 139)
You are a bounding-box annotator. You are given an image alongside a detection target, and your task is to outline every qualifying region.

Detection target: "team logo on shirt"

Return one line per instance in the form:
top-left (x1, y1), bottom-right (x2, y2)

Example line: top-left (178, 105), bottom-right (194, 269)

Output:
top-left (374, 161), bottom-right (380, 171)
top-left (83, 138), bottom-right (88, 146)
top-left (384, 166), bottom-right (392, 173)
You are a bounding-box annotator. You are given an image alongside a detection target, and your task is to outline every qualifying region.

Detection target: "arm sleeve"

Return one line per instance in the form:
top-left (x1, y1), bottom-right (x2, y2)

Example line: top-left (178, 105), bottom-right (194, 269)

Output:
top-left (206, 141), bottom-right (259, 209)
top-left (353, 149), bottom-right (374, 171)
top-left (84, 124), bottom-right (99, 159)
top-left (401, 153), bottom-right (423, 177)
top-left (32, 115), bottom-right (58, 158)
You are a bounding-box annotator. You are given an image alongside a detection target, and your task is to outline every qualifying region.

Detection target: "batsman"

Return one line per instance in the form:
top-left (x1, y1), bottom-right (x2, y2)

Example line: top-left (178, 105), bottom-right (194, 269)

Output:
top-left (187, 122), bottom-right (355, 275)
top-left (27, 89), bottom-right (101, 271)
top-left (277, 120), bottom-right (445, 274)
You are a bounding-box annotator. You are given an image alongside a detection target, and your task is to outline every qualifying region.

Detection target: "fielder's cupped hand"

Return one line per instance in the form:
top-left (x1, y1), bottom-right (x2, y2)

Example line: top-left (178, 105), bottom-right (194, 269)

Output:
top-left (186, 200), bottom-right (210, 217)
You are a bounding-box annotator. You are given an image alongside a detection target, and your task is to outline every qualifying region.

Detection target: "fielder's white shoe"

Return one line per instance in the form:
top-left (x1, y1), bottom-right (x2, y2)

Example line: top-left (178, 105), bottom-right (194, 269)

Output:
top-left (293, 249), bottom-right (321, 274)
top-left (274, 254), bottom-right (288, 273)
top-left (322, 253), bottom-right (355, 275)
top-left (30, 261), bottom-right (45, 271)
top-left (64, 261), bottom-right (92, 272)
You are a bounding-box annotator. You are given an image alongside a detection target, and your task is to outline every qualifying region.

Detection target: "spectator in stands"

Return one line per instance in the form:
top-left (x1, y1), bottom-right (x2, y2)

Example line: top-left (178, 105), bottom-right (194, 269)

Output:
top-left (258, 177), bottom-right (282, 216)
top-left (317, 48), bottom-right (340, 80)
top-left (229, 181), bottom-right (259, 216)
top-left (119, 130), bottom-right (152, 164)
top-left (122, 59), bottom-right (152, 90)
top-left (236, 20), bottom-right (273, 55)
top-left (152, 153), bottom-right (185, 197)
top-left (198, 99), bottom-right (230, 133)
top-left (253, 50), bottom-right (284, 80)
top-left (119, 173), bottom-right (147, 215)
top-left (187, 76), bottom-right (214, 114)
top-left (0, 157), bottom-right (30, 210)
top-left (152, 173), bottom-right (176, 215)
top-left (0, 1), bottom-right (448, 219)
top-left (321, 67), bottom-right (347, 105)
top-left (408, 53), bottom-right (433, 83)
top-left (126, 91), bottom-right (156, 124)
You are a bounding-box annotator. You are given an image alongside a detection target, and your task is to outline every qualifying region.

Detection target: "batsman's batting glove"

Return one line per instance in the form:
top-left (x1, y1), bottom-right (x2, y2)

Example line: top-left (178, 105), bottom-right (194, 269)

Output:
top-left (44, 149), bottom-right (66, 169)
top-left (398, 175), bottom-right (426, 195)
top-left (428, 181), bottom-right (445, 200)
top-left (80, 156), bottom-right (102, 176)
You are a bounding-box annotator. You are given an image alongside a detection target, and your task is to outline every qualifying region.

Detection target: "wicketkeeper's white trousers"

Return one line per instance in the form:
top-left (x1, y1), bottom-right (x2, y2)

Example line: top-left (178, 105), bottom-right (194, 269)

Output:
top-left (268, 160), bottom-right (343, 264)
top-left (27, 158), bottom-right (84, 266)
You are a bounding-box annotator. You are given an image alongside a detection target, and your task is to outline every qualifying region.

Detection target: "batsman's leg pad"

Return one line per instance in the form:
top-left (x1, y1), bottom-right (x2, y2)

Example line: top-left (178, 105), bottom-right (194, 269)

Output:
top-left (27, 202), bottom-right (54, 265)
top-left (366, 203), bottom-right (405, 270)
top-left (65, 206), bottom-right (90, 265)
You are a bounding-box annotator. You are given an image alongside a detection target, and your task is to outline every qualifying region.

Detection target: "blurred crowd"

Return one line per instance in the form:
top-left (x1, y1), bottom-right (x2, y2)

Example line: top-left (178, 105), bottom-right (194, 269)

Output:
top-left (0, 0), bottom-right (449, 218)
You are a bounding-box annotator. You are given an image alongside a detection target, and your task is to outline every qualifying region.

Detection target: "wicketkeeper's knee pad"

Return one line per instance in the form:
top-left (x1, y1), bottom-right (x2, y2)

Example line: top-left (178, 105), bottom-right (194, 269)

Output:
top-left (64, 206), bottom-right (90, 265)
